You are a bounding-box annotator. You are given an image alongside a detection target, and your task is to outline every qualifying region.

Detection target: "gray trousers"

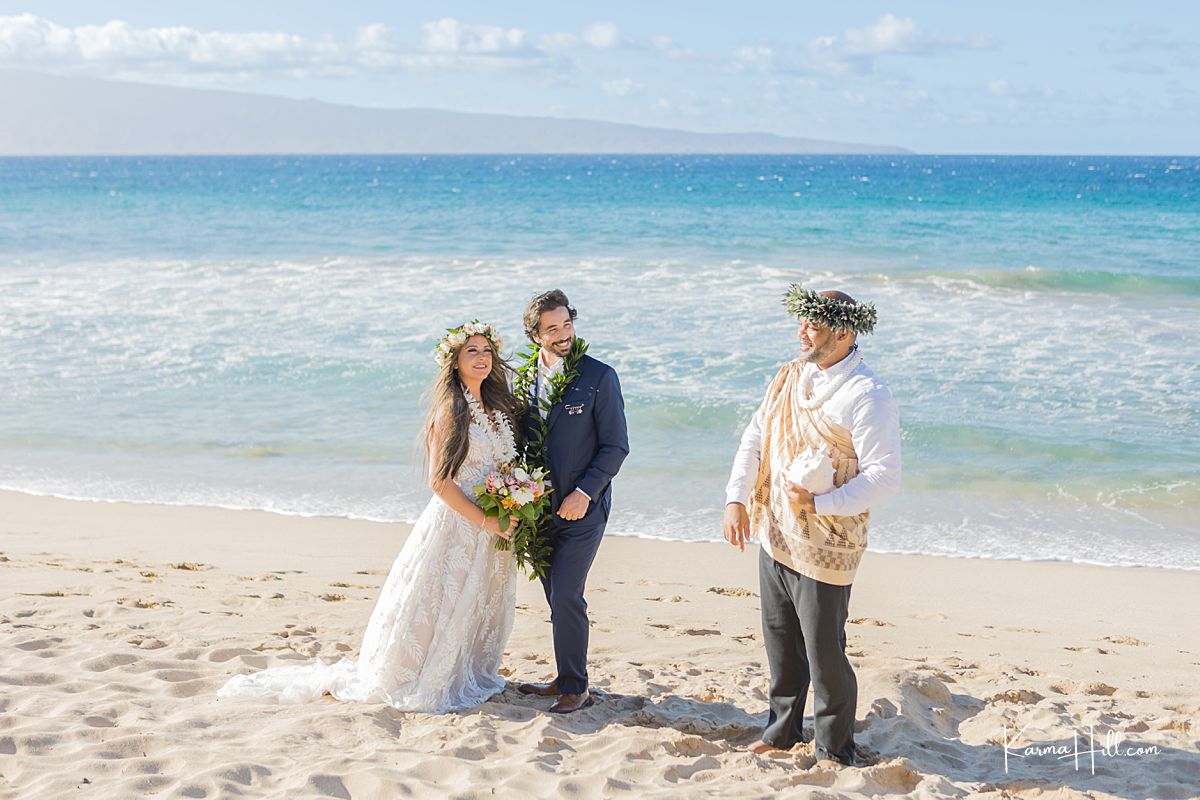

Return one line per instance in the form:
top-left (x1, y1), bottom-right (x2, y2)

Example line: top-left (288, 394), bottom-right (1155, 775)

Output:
top-left (758, 547), bottom-right (857, 763)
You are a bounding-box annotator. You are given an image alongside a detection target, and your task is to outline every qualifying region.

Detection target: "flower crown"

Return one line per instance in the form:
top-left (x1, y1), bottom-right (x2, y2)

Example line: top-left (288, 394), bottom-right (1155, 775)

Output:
top-left (783, 284), bottom-right (878, 335)
top-left (434, 320), bottom-right (504, 368)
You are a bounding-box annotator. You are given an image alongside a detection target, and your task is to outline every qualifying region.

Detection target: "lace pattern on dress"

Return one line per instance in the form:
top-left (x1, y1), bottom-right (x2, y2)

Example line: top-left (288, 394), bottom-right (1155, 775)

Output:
top-left (217, 391), bottom-right (518, 714)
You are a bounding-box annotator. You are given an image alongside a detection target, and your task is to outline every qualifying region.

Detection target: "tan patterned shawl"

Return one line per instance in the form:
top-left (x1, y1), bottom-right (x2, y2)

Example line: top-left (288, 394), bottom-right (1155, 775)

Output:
top-left (748, 361), bottom-right (869, 586)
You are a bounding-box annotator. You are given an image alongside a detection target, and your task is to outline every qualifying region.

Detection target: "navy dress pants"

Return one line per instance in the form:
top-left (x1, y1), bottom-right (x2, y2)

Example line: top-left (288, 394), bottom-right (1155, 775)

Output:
top-left (539, 520), bottom-right (605, 695)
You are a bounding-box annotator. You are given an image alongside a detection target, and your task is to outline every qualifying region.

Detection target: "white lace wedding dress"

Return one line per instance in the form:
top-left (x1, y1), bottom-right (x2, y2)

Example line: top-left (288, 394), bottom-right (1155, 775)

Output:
top-left (218, 392), bottom-right (517, 714)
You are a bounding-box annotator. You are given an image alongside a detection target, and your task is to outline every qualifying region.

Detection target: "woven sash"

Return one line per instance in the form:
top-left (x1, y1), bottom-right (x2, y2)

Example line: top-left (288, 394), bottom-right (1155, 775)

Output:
top-left (748, 361), bottom-right (869, 586)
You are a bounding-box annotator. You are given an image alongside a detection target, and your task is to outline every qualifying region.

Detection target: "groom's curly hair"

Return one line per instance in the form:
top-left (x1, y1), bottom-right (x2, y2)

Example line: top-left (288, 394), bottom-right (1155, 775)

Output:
top-left (523, 289), bottom-right (578, 342)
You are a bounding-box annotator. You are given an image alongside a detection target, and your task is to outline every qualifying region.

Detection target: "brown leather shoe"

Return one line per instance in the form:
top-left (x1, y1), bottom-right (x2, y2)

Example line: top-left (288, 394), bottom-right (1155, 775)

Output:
top-left (517, 681), bottom-right (559, 697)
top-left (548, 690), bottom-right (594, 714)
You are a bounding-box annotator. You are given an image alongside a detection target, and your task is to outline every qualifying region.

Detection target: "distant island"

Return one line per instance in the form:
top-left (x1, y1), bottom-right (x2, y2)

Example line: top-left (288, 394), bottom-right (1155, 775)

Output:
top-left (0, 69), bottom-right (909, 156)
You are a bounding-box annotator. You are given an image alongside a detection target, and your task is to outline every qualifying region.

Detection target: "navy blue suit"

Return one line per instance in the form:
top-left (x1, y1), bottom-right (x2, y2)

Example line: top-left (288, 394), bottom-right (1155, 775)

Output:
top-left (523, 353), bottom-right (629, 694)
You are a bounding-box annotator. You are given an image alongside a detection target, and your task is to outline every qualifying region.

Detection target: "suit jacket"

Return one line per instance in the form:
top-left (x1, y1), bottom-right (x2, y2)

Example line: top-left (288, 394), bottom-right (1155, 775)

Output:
top-left (523, 353), bottom-right (629, 526)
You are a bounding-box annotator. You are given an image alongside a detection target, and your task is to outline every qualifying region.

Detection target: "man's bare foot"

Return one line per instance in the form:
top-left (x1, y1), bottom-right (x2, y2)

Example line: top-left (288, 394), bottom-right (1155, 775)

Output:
top-left (748, 740), bottom-right (787, 755)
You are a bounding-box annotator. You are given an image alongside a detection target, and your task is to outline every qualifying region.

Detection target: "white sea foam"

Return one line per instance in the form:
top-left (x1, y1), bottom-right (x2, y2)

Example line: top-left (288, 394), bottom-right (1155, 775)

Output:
top-left (2, 254), bottom-right (1196, 569)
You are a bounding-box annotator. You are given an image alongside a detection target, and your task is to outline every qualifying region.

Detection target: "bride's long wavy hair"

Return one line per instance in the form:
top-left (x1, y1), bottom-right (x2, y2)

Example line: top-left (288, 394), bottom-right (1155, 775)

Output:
top-left (422, 336), bottom-right (523, 483)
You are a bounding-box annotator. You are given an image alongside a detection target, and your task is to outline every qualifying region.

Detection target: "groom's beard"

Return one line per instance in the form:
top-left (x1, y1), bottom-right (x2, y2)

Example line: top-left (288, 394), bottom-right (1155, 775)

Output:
top-left (545, 335), bottom-right (574, 358)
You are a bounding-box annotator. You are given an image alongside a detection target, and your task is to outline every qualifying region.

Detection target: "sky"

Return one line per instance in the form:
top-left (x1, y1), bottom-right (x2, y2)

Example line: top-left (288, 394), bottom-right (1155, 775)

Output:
top-left (1, 1), bottom-right (1197, 154)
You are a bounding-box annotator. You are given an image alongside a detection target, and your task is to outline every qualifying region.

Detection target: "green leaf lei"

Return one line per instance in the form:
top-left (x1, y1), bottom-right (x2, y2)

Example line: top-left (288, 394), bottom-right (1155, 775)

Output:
top-left (509, 337), bottom-right (590, 579)
top-left (783, 284), bottom-right (878, 335)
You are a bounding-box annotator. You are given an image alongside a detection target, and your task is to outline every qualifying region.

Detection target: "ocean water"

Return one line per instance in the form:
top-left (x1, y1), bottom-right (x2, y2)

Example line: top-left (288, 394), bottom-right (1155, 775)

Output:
top-left (1, 154), bottom-right (1197, 569)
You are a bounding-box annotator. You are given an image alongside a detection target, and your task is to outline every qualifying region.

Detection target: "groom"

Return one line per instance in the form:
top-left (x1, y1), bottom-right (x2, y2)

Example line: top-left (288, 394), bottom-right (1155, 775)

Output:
top-left (517, 289), bottom-right (629, 714)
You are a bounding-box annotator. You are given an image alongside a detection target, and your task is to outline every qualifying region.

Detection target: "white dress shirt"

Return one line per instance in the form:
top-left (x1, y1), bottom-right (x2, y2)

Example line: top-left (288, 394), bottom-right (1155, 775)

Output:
top-left (725, 352), bottom-right (901, 517)
top-left (535, 349), bottom-right (565, 419)
top-left (536, 347), bottom-right (589, 501)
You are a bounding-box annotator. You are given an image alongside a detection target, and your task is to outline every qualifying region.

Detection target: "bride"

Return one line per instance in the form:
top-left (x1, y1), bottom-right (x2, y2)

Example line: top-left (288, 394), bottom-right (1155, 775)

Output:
top-left (218, 321), bottom-right (523, 713)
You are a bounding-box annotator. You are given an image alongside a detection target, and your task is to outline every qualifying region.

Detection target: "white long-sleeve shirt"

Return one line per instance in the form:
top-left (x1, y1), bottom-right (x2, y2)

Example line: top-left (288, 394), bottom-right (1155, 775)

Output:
top-left (535, 349), bottom-right (565, 419)
top-left (535, 347), bottom-right (590, 501)
top-left (725, 354), bottom-right (902, 517)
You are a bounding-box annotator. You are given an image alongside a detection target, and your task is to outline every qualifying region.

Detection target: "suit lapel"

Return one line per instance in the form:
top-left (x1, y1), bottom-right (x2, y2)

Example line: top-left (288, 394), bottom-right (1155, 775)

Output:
top-left (545, 385), bottom-right (568, 433)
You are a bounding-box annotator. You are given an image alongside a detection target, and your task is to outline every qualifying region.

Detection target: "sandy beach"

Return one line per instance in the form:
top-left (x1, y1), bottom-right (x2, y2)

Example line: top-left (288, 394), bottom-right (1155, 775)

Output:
top-left (1, 489), bottom-right (1197, 799)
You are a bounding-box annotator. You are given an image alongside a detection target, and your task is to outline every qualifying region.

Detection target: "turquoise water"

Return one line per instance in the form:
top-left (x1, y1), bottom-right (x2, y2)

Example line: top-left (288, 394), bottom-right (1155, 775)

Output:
top-left (1, 155), bottom-right (1197, 568)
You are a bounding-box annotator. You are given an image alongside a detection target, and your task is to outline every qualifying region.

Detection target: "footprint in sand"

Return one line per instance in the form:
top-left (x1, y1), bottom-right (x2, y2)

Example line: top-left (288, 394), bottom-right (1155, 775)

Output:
top-left (1049, 679), bottom-right (1118, 696)
top-left (170, 562), bottom-right (213, 572)
top-left (207, 647), bottom-right (262, 663)
top-left (15, 637), bottom-right (63, 651)
top-left (115, 597), bottom-right (166, 609)
top-left (1082, 681), bottom-right (1118, 696)
top-left (849, 617), bottom-right (892, 627)
top-left (989, 688), bottom-right (1045, 705)
top-left (18, 590), bottom-right (87, 597)
top-left (664, 735), bottom-right (725, 758)
top-left (645, 596), bottom-right (686, 603)
top-left (319, 593), bottom-right (347, 602)
top-left (151, 668), bottom-right (206, 683)
top-left (81, 653), bottom-right (139, 672)
top-left (275, 626), bottom-right (317, 639)
top-left (1064, 646), bottom-right (1114, 655)
top-left (127, 635), bottom-right (167, 649)
top-left (1101, 635), bottom-right (1148, 647)
top-left (707, 586), bottom-right (757, 598)
top-left (0, 672), bottom-right (61, 687)
top-left (83, 715), bottom-right (117, 728)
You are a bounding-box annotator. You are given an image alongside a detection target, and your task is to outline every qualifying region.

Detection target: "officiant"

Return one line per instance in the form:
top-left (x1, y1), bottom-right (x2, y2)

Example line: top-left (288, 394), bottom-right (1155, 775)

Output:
top-left (722, 286), bottom-right (902, 766)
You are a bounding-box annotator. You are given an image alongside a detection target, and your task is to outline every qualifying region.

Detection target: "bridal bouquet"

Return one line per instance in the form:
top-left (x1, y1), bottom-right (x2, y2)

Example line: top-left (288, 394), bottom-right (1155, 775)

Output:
top-left (474, 462), bottom-right (553, 580)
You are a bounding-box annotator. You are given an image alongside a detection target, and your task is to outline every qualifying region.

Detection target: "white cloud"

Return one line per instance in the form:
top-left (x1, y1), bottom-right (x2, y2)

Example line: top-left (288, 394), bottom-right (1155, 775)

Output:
top-left (734, 14), bottom-right (991, 79)
top-left (582, 22), bottom-right (620, 50)
top-left (0, 13), bottom-right (342, 72)
top-left (649, 35), bottom-right (694, 60)
top-left (354, 23), bottom-right (391, 52)
top-left (0, 13), bottom-right (566, 80)
top-left (987, 79), bottom-right (1057, 106)
top-left (537, 31), bottom-right (579, 52)
top-left (843, 14), bottom-right (921, 56)
top-left (420, 17), bottom-right (526, 54)
top-left (987, 79), bottom-right (1018, 97)
top-left (602, 78), bottom-right (642, 97)
top-left (0, 13), bottom-right (703, 88)
top-left (538, 22), bottom-right (625, 54)
top-left (731, 45), bottom-right (773, 73)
